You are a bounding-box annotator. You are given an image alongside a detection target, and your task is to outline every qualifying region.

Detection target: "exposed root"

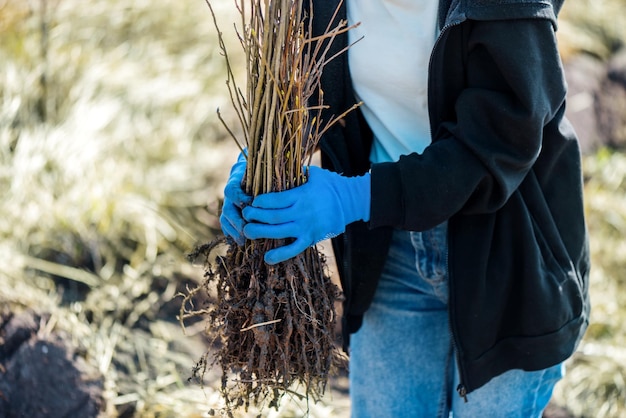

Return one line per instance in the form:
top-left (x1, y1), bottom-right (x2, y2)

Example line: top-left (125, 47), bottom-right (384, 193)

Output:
top-left (181, 236), bottom-right (341, 415)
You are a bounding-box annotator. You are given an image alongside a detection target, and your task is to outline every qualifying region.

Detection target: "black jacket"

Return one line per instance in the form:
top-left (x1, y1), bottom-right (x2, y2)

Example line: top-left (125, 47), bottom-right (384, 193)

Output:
top-left (307, 0), bottom-right (590, 395)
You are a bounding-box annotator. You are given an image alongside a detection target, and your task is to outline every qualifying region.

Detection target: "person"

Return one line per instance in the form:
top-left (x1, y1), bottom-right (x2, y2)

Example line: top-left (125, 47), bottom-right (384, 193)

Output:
top-left (219, 0), bottom-right (591, 417)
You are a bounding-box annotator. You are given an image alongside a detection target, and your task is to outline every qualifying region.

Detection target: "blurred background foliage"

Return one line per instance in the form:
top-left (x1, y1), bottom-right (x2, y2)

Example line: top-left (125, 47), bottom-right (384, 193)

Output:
top-left (0, 0), bottom-right (625, 417)
top-left (558, 0), bottom-right (626, 60)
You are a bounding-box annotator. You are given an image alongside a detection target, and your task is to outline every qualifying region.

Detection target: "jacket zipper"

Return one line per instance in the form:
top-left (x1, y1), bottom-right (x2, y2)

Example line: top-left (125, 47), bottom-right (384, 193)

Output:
top-left (428, 16), bottom-right (470, 401)
top-left (446, 223), bottom-right (468, 402)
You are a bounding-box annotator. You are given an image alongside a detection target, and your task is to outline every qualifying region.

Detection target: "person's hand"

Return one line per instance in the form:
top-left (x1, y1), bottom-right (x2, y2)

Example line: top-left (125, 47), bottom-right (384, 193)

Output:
top-left (242, 166), bottom-right (370, 264)
top-left (219, 152), bottom-right (251, 245)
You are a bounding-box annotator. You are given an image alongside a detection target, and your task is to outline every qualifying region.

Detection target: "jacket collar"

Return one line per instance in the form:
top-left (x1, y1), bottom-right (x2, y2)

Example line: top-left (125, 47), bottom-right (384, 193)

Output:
top-left (313, 0), bottom-right (561, 31)
top-left (441, 0), bottom-right (561, 30)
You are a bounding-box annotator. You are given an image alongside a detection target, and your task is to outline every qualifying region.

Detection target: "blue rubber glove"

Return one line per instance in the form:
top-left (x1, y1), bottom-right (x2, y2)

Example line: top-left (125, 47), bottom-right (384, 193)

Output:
top-left (242, 166), bottom-right (371, 264)
top-left (219, 152), bottom-right (252, 245)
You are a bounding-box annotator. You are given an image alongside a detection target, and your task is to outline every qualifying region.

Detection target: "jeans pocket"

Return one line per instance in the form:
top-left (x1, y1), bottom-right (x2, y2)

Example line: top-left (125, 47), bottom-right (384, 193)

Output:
top-left (411, 222), bottom-right (449, 298)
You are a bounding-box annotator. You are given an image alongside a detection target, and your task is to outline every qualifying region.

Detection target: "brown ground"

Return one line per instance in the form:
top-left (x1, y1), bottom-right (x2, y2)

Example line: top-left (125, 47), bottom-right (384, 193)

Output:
top-left (0, 310), bottom-right (104, 418)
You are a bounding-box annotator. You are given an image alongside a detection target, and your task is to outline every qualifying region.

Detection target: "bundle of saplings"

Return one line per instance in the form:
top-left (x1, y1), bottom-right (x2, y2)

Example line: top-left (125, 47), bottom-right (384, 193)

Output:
top-left (180, 1), bottom-right (356, 415)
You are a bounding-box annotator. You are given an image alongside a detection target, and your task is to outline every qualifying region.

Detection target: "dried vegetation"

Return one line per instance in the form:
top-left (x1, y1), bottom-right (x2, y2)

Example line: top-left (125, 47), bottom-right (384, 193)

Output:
top-left (179, 1), bottom-right (352, 415)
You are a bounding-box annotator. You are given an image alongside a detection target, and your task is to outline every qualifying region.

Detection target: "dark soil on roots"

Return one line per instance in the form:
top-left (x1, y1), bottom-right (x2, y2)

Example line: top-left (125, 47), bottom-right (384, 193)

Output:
top-left (182, 237), bottom-right (343, 416)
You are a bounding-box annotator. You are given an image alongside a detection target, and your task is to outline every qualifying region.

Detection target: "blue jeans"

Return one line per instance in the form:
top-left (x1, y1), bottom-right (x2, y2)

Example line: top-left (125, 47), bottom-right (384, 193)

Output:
top-left (349, 225), bottom-right (564, 418)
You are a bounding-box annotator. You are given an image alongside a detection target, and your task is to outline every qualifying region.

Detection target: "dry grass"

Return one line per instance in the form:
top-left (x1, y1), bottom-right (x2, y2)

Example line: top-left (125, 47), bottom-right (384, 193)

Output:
top-left (0, 0), bottom-right (624, 416)
top-left (558, 0), bottom-right (626, 61)
top-left (0, 0), bottom-right (351, 416)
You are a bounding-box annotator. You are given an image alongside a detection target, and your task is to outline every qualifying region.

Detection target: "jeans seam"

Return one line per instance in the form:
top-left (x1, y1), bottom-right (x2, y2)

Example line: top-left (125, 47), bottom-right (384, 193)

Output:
top-left (529, 367), bottom-right (549, 417)
top-left (437, 342), bottom-right (454, 418)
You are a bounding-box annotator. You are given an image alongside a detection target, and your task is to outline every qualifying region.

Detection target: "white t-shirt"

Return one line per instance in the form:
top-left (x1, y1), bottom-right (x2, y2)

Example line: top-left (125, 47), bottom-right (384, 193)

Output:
top-left (347, 0), bottom-right (439, 163)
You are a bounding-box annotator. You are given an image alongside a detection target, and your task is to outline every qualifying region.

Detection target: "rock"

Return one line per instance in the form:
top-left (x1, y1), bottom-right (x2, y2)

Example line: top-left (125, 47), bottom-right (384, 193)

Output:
top-left (596, 48), bottom-right (626, 149)
top-left (543, 402), bottom-right (576, 418)
top-left (563, 54), bottom-right (606, 154)
top-left (0, 312), bottom-right (104, 418)
top-left (607, 48), bottom-right (626, 85)
top-left (0, 312), bottom-right (39, 360)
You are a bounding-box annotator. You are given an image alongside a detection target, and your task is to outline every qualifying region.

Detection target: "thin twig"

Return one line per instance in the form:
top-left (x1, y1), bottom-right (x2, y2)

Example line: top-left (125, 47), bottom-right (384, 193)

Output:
top-left (240, 319), bottom-right (282, 332)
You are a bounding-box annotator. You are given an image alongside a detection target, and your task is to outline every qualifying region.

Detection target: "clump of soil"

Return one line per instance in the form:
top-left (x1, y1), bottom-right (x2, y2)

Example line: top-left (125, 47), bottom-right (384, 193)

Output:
top-left (0, 310), bottom-right (104, 418)
top-left (181, 237), bottom-right (342, 416)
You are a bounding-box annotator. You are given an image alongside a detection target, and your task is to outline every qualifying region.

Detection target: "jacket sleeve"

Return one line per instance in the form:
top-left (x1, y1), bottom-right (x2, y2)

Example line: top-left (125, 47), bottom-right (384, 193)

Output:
top-left (369, 18), bottom-right (569, 231)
